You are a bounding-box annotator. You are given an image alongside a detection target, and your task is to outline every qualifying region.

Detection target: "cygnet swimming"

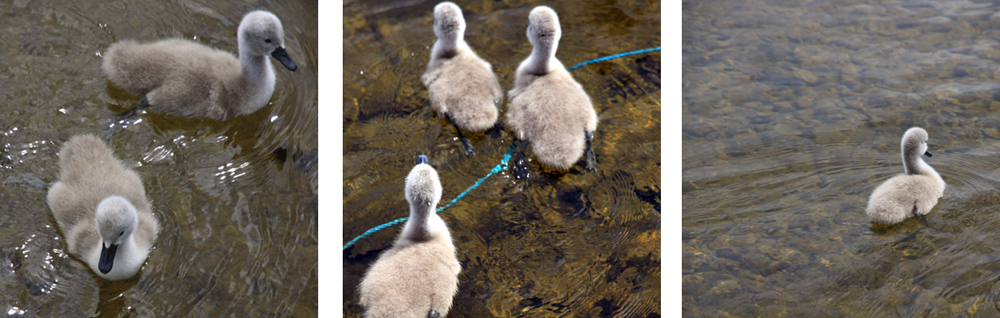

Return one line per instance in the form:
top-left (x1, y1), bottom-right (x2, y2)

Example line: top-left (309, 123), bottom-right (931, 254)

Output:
top-left (102, 10), bottom-right (297, 122)
top-left (866, 127), bottom-right (946, 225)
top-left (359, 155), bottom-right (461, 318)
top-left (421, 1), bottom-right (504, 156)
top-left (46, 134), bottom-right (160, 280)
top-left (506, 6), bottom-right (598, 172)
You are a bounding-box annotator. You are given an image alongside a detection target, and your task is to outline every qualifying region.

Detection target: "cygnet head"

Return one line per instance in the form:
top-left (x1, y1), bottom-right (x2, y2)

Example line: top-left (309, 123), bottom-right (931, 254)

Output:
top-left (95, 196), bottom-right (139, 274)
top-left (520, 6), bottom-right (561, 74)
top-left (433, 2), bottom-right (466, 41)
top-left (901, 127), bottom-right (932, 175)
top-left (528, 7), bottom-right (561, 55)
top-left (405, 155), bottom-right (443, 211)
top-left (238, 10), bottom-right (297, 71)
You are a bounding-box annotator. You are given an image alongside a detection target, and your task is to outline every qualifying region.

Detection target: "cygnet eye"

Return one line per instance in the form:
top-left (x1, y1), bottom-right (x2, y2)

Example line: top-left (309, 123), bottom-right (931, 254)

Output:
top-left (265, 39), bottom-right (272, 43)
top-left (119, 231), bottom-right (124, 236)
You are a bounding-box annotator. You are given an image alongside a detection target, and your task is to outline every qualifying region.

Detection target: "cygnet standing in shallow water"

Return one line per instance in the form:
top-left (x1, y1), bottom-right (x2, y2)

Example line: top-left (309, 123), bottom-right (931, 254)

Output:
top-left (359, 155), bottom-right (461, 318)
top-left (421, 1), bottom-right (504, 156)
top-left (866, 127), bottom-right (946, 225)
top-left (102, 10), bottom-right (297, 122)
top-left (507, 6), bottom-right (599, 172)
top-left (46, 134), bottom-right (160, 280)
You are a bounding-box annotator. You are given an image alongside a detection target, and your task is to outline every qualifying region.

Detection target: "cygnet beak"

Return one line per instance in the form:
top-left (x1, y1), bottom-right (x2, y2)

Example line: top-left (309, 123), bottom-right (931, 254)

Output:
top-left (924, 150), bottom-right (932, 157)
top-left (98, 242), bottom-right (119, 274)
top-left (417, 155), bottom-right (429, 165)
top-left (270, 47), bottom-right (298, 71)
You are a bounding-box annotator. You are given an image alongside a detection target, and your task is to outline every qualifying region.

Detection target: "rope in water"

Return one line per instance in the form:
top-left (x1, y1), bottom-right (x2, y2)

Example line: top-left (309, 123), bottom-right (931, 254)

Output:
top-left (567, 46), bottom-right (661, 72)
top-left (344, 46), bottom-right (660, 251)
top-left (343, 142), bottom-right (517, 250)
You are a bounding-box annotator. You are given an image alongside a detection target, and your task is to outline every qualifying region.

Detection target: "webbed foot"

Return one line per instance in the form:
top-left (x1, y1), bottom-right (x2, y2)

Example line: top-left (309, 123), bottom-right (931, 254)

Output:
top-left (488, 122), bottom-right (504, 139)
top-left (445, 113), bottom-right (475, 156)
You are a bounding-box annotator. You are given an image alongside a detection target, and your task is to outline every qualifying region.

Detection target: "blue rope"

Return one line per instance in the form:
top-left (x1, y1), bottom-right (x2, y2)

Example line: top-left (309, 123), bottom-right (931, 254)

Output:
top-left (344, 142), bottom-right (517, 250)
top-left (567, 46), bottom-right (661, 72)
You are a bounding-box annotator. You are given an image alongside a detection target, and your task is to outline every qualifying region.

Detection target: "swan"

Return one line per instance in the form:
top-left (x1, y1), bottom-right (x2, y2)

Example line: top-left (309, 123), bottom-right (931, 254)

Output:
top-left (421, 1), bottom-right (504, 156)
top-left (866, 127), bottom-right (946, 225)
top-left (506, 6), bottom-right (598, 172)
top-left (359, 155), bottom-right (461, 318)
top-left (101, 10), bottom-right (297, 122)
top-left (46, 134), bottom-right (160, 280)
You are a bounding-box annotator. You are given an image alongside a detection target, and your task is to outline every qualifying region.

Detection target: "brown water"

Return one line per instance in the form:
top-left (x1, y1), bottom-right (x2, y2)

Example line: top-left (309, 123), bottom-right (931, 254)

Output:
top-left (343, 0), bottom-right (661, 317)
top-left (0, 0), bottom-right (317, 317)
top-left (684, 0), bottom-right (1000, 316)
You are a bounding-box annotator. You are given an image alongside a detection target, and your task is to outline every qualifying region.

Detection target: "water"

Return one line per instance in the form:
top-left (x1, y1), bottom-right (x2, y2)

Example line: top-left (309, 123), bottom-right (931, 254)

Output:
top-left (0, 0), bottom-right (317, 316)
top-left (684, 0), bottom-right (1000, 316)
top-left (343, 0), bottom-right (661, 316)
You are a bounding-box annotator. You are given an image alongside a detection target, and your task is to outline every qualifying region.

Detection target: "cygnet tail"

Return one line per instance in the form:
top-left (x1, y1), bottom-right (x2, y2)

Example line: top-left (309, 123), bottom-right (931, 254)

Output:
top-left (445, 96), bottom-right (499, 132)
top-left (102, 41), bottom-right (169, 95)
top-left (532, 130), bottom-right (586, 170)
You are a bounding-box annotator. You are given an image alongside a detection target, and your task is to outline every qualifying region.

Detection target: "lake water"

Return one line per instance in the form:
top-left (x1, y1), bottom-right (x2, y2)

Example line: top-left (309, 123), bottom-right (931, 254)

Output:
top-left (343, 0), bottom-right (661, 316)
top-left (0, 0), bottom-right (317, 316)
top-left (684, 0), bottom-right (1000, 316)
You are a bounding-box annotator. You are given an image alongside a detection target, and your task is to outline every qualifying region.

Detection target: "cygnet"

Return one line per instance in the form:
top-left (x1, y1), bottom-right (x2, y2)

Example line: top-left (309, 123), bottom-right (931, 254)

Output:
top-left (359, 155), bottom-right (461, 318)
top-left (506, 6), bottom-right (599, 172)
top-left (47, 134), bottom-right (160, 280)
top-left (421, 2), bottom-right (504, 156)
top-left (866, 127), bottom-right (946, 225)
top-left (102, 10), bottom-right (297, 122)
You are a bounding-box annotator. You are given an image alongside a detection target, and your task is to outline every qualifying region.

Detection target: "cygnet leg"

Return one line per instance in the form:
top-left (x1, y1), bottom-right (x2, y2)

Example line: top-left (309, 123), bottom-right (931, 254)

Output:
top-left (117, 96), bottom-right (150, 120)
top-left (509, 138), bottom-right (531, 180)
top-left (444, 112), bottom-right (475, 156)
top-left (101, 96), bottom-right (150, 138)
top-left (585, 130), bottom-right (596, 173)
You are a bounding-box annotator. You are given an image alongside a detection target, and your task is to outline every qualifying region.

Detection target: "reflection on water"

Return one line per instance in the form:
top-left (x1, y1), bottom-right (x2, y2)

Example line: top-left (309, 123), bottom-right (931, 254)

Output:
top-left (685, 0), bottom-right (1000, 315)
top-left (0, 0), bottom-right (316, 317)
top-left (344, 0), bottom-right (660, 316)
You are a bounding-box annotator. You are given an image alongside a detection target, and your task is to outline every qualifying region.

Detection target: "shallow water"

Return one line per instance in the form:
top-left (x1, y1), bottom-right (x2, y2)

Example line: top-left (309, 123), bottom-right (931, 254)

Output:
top-left (0, 0), bottom-right (317, 317)
top-left (343, 0), bottom-right (660, 316)
top-left (684, 0), bottom-right (1000, 316)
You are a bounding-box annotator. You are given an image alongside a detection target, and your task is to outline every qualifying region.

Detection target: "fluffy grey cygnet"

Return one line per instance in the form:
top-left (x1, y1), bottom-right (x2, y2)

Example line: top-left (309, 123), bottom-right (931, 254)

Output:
top-left (47, 134), bottom-right (160, 280)
top-left (506, 6), bottom-right (599, 172)
top-left (102, 10), bottom-right (297, 121)
top-left (866, 127), bottom-right (946, 225)
top-left (421, 1), bottom-right (504, 156)
top-left (359, 155), bottom-right (461, 318)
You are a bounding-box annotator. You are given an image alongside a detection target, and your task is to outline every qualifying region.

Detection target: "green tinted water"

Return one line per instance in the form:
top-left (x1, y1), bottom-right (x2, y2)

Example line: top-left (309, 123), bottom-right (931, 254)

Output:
top-left (344, 0), bottom-right (661, 316)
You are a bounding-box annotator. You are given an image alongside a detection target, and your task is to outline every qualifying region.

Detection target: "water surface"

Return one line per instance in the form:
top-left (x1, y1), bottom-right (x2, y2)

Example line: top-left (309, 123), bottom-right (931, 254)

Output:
top-left (0, 0), bottom-right (317, 316)
top-left (684, 0), bottom-right (1000, 316)
top-left (343, 0), bottom-right (661, 316)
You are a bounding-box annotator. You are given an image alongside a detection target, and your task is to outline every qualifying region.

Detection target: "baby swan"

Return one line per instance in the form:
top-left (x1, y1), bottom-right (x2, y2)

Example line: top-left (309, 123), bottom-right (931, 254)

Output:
top-left (866, 127), bottom-right (946, 225)
top-left (46, 134), bottom-right (160, 280)
top-left (359, 155), bottom-right (461, 318)
top-left (421, 2), bottom-right (504, 156)
top-left (102, 10), bottom-right (297, 122)
top-left (507, 6), bottom-right (599, 172)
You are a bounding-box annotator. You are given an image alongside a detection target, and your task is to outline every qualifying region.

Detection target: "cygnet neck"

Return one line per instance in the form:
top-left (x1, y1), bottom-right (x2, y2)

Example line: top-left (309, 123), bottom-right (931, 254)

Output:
top-left (902, 146), bottom-right (932, 176)
top-left (433, 35), bottom-right (470, 59)
top-left (237, 40), bottom-right (276, 113)
top-left (403, 199), bottom-right (437, 241)
top-left (522, 38), bottom-right (558, 75)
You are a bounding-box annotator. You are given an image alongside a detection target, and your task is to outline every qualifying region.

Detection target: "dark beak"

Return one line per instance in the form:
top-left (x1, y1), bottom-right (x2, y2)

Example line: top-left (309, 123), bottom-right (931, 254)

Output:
top-left (99, 243), bottom-right (118, 274)
top-left (270, 47), bottom-right (298, 71)
top-left (925, 150), bottom-right (932, 157)
top-left (417, 155), bottom-right (429, 165)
